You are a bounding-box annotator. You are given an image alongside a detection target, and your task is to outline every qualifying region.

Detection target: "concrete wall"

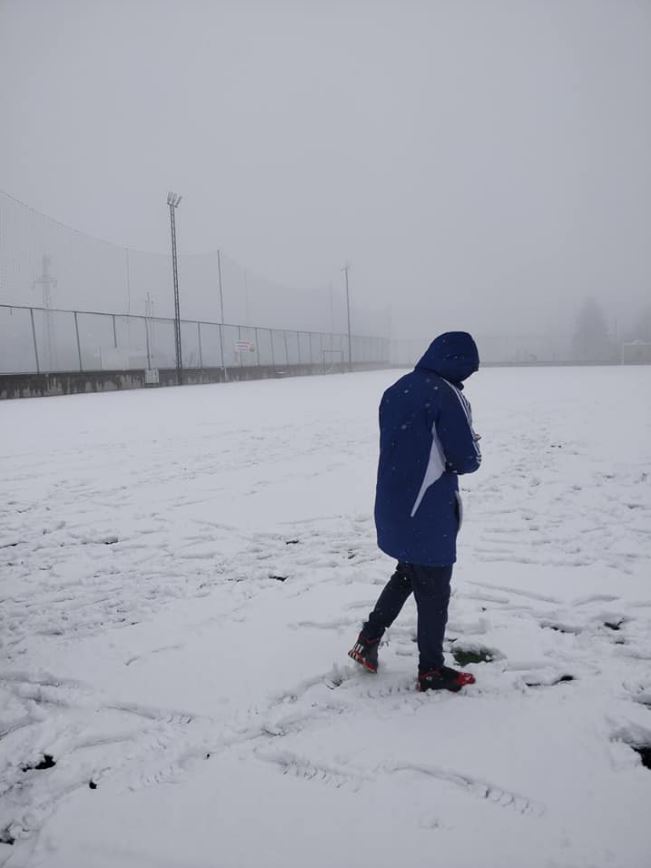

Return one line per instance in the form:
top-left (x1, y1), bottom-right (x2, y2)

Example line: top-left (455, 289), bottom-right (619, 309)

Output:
top-left (0, 363), bottom-right (387, 400)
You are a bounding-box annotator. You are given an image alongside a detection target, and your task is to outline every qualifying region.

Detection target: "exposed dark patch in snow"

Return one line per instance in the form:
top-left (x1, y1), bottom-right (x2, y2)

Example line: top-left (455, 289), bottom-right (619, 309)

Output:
top-left (539, 620), bottom-right (582, 634)
top-left (21, 754), bottom-right (56, 772)
top-left (632, 746), bottom-right (651, 770)
top-left (525, 674), bottom-right (575, 687)
top-left (451, 645), bottom-right (497, 665)
top-left (603, 619), bottom-right (624, 631)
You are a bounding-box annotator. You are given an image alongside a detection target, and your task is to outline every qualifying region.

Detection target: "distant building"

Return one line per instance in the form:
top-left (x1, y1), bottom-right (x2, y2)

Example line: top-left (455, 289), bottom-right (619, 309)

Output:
top-left (621, 341), bottom-right (651, 365)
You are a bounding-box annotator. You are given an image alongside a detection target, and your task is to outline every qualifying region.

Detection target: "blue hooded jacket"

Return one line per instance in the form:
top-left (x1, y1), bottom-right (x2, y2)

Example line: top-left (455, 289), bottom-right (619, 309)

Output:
top-left (374, 332), bottom-right (481, 566)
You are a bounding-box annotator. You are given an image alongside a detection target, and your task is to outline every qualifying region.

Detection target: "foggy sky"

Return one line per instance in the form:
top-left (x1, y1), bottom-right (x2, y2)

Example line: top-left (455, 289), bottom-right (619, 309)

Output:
top-left (1, 0), bottom-right (650, 340)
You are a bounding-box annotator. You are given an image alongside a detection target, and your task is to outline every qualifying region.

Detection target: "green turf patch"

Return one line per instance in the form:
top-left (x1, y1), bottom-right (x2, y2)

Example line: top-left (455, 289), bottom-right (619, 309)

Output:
top-left (451, 647), bottom-right (495, 666)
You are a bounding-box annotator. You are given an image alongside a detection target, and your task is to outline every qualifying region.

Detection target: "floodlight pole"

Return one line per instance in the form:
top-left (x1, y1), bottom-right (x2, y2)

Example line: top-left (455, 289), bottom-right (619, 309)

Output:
top-left (343, 263), bottom-right (352, 372)
top-left (217, 248), bottom-right (226, 327)
top-left (217, 248), bottom-right (227, 381)
top-left (167, 192), bottom-right (183, 385)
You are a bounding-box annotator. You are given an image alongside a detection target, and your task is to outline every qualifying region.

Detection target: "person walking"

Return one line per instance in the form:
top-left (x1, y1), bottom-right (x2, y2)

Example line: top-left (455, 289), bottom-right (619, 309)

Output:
top-left (348, 331), bottom-right (482, 692)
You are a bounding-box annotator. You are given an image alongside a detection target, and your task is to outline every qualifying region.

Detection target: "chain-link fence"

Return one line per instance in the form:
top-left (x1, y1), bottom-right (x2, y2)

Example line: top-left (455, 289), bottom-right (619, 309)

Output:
top-left (0, 303), bottom-right (389, 375)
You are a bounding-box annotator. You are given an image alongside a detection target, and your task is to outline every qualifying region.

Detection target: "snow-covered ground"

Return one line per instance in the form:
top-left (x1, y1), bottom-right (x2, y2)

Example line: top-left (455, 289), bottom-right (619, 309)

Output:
top-left (2, 366), bottom-right (651, 868)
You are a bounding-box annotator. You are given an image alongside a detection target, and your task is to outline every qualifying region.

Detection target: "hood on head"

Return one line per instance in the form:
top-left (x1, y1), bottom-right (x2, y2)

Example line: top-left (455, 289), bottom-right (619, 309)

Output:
top-left (415, 332), bottom-right (479, 384)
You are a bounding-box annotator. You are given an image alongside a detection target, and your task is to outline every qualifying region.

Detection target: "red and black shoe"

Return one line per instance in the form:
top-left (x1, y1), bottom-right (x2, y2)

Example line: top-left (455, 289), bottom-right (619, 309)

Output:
top-left (348, 634), bottom-right (380, 673)
top-left (417, 666), bottom-right (476, 693)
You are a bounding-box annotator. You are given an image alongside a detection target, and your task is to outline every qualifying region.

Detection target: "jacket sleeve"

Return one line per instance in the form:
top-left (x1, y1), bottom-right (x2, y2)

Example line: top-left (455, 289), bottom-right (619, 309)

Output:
top-left (436, 383), bottom-right (481, 475)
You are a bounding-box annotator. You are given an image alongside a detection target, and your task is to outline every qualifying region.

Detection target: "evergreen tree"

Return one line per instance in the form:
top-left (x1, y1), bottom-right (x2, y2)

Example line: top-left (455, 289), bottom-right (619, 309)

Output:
top-left (572, 298), bottom-right (614, 362)
top-left (633, 305), bottom-right (651, 343)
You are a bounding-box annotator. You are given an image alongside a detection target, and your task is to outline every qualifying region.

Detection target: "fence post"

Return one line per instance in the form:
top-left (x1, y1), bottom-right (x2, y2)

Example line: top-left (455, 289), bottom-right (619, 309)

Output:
top-left (269, 329), bottom-right (275, 369)
top-left (218, 323), bottom-right (226, 381)
top-left (283, 329), bottom-right (289, 366)
top-left (29, 308), bottom-right (40, 374)
top-left (144, 316), bottom-right (152, 369)
top-left (112, 314), bottom-right (118, 348)
top-left (252, 327), bottom-right (260, 367)
top-left (74, 311), bottom-right (83, 371)
top-left (197, 322), bottom-right (203, 368)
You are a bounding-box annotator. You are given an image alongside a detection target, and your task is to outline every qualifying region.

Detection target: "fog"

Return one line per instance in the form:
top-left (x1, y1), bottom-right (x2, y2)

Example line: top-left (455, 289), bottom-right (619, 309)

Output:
top-left (1, 0), bottom-right (650, 352)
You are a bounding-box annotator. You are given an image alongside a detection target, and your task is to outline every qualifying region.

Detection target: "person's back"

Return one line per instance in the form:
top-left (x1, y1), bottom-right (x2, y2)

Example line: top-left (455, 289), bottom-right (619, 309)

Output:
top-left (349, 331), bottom-right (482, 692)
top-left (375, 331), bottom-right (481, 567)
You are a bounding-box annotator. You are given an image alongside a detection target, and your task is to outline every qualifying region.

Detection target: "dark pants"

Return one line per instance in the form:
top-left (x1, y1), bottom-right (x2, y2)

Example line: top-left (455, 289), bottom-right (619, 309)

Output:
top-left (362, 562), bottom-right (453, 672)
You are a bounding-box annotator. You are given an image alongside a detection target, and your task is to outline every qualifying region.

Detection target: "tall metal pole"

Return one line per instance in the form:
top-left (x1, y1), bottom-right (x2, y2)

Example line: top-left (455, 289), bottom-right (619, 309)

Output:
top-left (217, 248), bottom-right (227, 381)
top-left (328, 281), bottom-right (335, 343)
top-left (167, 192), bottom-right (183, 385)
top-left (217, 248), bottom-right (226, 326)
top-left (243, 268), bottom-right (250, 325)
top-left (343, 263), bottom-right (352, 372)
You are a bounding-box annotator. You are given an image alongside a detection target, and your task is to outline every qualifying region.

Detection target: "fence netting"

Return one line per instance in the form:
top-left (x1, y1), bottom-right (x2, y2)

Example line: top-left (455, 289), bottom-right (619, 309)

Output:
top-left (0, 191), bottom-right (389, 374)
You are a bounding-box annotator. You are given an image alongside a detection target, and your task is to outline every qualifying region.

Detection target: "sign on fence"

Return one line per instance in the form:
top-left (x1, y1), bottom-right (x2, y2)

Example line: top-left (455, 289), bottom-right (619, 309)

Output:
top-left (235, 340), bottom-right (256, 353)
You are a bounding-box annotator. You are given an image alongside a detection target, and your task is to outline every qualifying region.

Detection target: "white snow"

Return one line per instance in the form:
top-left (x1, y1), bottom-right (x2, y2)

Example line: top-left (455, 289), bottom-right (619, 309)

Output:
top-left (1, 366), bottom-right (651, 868)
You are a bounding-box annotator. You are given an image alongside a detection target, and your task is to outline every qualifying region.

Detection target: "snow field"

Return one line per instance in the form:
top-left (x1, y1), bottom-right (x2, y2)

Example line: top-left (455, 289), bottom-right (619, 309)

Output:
top-left (1, 366), bottom-right (651, 867)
